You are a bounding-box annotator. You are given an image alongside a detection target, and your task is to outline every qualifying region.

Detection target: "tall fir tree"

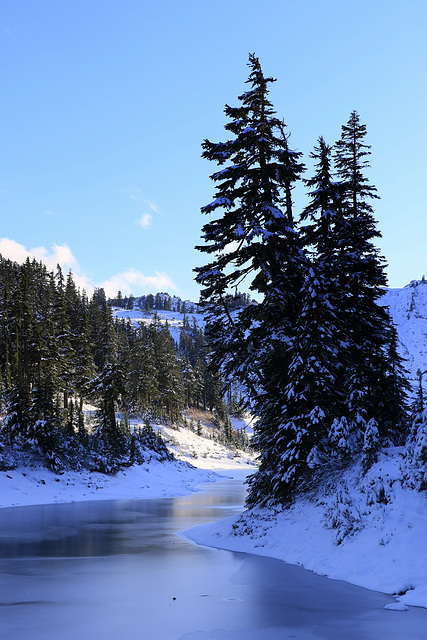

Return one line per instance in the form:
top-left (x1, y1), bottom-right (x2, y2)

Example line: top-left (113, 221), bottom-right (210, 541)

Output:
top-left (90, 362), bottom-right (126, 468)
top-left (282, 137), bottom-right (350, 474)
top-left (53, 265), bottom-right (75, 420)
top-left (195, 53), bottom-right (305, 399)
top-left (333, 111), bottom-right (408, 441)
top-left (247, 138), bottom-right (349, 502)
top-left (195, 54), bottom-right (308, 505)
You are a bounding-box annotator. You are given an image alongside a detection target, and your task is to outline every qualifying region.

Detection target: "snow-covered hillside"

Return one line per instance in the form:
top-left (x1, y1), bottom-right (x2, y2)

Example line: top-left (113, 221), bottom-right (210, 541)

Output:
top-left (188, 446), bottom-right (427, 611)
top-left (112, 300), bottom-right (204, 344)
top-left (382, 278), bottom-right (427, 389)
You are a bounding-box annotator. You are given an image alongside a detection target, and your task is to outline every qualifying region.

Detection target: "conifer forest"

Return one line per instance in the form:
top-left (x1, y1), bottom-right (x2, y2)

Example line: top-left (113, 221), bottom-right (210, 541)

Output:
top-left (0, 258), bottom-right (240, 474)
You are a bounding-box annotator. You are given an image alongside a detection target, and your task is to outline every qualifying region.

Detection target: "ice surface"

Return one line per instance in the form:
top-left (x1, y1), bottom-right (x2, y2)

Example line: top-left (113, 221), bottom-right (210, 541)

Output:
top-left (2, 475), bottom-right (427, 640)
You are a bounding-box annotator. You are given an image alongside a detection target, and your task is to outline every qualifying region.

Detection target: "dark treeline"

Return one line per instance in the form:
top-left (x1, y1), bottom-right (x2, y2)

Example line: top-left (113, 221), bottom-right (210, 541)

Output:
top-left (0, 256), bottom-right (232, 473)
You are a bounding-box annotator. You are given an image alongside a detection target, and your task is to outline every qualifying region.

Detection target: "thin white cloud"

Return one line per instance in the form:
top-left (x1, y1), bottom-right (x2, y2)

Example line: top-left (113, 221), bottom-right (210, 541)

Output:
top-left (122, 185), bottom-right (160, 213)
top-left (0, 237), bottom-right (179, 300)
top-left (136, 213), bottom-right (153, 229)
top-left (144, 198), bottom-right (161, 214)
top-left (122, 185), bottom-right (161, 229)
top-left (122, 185), bottom-right (144, 202)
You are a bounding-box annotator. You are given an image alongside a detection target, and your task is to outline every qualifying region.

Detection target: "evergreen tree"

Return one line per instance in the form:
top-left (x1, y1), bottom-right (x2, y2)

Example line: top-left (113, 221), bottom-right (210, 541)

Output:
top-left (268, 137), bottom-right (348, 485)
top-left (195, 53), bottom-right (305, 400)
top-left (150, 317), bottom-right (184, 422)
top-left (361, 417), bottom-right (380, 472)
top-left (89, 291), bottom-right (117, 370)
top-left (333, 111), bottom-right (408, 439)
top-left (146, 294), bottom-right (154, 312)
top-left (132, 324), bottom-right (158, 413)
top-left (195, 54), bottom-right (309, 505)
top-left (0, 257), bottom-right (193, 470)
top-left (90, 362), bottom-right (126, 467)
top-left (378, 322), bottom-right (410, 440)
top-left (406, 407), bottom-right (427, 490)
top-left (328, 416), bottom-right (352, 462)
top-left (74, 305), bottom-right (96, 412)
top-left (53, 265), bottom-right (75, 420)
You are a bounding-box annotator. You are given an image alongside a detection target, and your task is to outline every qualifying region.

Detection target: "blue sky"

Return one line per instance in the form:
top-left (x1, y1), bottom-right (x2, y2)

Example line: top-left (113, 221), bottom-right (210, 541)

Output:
top-left (1, 0), bottom-right (426, 301)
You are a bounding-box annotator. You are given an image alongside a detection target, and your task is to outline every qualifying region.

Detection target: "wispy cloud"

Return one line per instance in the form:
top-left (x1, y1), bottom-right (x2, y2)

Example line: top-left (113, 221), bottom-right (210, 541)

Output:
top-left (121, 185), bottom-right (141, 202)
top-left (122, 185), bottom-right (161, 230)
top-left (136, 213), bottom-right (153, 229)
top-left (0, 237), bottom-right (179, 299)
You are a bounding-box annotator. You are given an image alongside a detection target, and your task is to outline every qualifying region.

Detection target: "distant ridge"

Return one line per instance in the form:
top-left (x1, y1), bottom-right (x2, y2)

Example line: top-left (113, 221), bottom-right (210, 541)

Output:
top-left (109, 291), bottom-right (199, 314)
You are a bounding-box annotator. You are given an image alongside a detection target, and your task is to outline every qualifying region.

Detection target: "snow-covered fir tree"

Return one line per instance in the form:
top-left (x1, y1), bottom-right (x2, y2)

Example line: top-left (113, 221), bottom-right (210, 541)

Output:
top-left (195, 53), bottom-right (304, 394)
top-left (272, 137), bottom-right (348, 486)
top-left (197, 60), bottom-right (409, 506)
top-left (333, 110), bottom-right (408, 442)
top-left (195, 54), bottom-right (309, 505)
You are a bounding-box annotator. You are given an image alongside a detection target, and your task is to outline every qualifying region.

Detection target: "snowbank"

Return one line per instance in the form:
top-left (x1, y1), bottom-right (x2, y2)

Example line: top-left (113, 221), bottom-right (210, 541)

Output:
top-left (186, 449), bottom-right (427, 610)
top-left (160, 422), bottom-right (255, 470)
top-left (0, 460), bottom-right (218, 509)
top-left (0, 422), bottom-right (256, 509)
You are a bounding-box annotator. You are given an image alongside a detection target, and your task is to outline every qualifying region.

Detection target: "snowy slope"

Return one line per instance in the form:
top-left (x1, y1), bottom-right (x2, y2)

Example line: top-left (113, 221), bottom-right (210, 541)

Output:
top-left (382, 279), bottom-right (427, 389)
top-left (187, 448), bottom-right (427, 610)
top-left (0, 418), bottom-right (256, 509)
top-left (112, 305), bottom-right (205, 344)
top-left (183, 280), bottom-right (427, 612)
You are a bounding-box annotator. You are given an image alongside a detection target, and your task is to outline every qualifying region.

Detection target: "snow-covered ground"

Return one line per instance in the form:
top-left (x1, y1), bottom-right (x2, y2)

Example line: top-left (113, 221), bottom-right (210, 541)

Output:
top-left (0, 418), bottom-right (256, 509)
top-left (187, 447), bottom-right (427, 611)
top-left (0, 459), bottom-right (215, 509)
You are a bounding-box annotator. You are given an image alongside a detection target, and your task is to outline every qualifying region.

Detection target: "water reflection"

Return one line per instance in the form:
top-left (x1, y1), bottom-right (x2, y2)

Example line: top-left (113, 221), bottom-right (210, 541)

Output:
top-left (0, 476), bottom-right (247, 560)
top-left (1, 473), bottom-right (427, 640)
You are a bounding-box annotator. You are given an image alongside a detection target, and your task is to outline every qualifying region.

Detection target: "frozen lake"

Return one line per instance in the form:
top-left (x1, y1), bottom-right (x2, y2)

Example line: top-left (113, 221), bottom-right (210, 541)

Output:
top-left (1, 472), bottom-right (427, 639)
